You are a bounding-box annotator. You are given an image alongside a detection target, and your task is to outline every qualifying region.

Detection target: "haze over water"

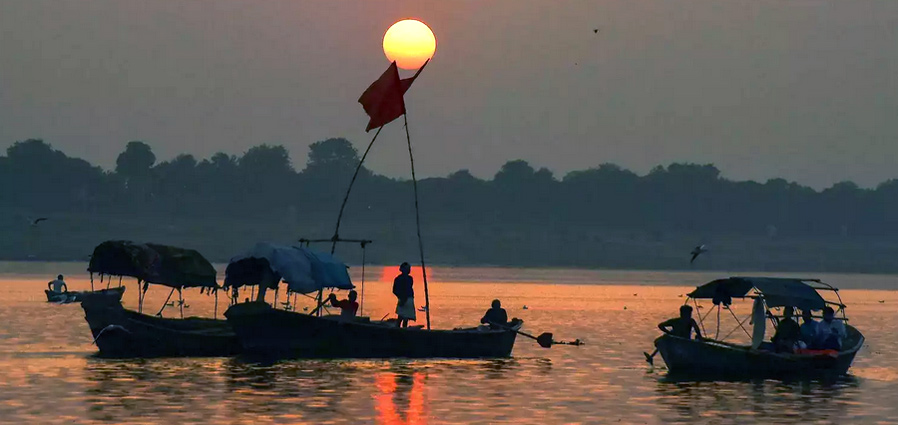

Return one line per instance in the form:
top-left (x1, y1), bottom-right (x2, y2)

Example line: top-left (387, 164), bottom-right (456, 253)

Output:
top-left (2, 263), bottom-right (897, 424)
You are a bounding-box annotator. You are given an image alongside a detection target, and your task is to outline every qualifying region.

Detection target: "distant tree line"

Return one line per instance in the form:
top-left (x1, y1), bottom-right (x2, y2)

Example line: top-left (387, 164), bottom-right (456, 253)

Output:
top-left (1, 138), bottom-right (897, 269)
top-left (4, 138), bottom-right (897, 235)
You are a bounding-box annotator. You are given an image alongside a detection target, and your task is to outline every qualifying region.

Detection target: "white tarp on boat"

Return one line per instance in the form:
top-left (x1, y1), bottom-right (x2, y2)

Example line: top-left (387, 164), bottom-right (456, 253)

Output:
top-left (226, 242), bottom-right (354, 294)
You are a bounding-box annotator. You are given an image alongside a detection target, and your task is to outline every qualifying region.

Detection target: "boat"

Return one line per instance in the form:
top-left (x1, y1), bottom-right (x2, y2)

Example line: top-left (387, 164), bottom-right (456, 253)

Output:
top-left (81, 240), bottom-right (239, 358)
top-left (223, 242), bottom-right (523, 359)
top-left (45, 286), bottom-right (125, 303)
top-left (226, 301), bottom-right (521, 359)
top-left (654, 276), bottom-right (864, 378)
top-left (224, 242), bottom-right (521, 358)
top-left (223, 243), bottom-right (522, 359)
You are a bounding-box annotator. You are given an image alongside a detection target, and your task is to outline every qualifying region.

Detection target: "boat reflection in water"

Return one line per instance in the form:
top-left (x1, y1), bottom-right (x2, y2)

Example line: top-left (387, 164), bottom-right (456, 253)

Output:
top-left (654, 373), bottom-right (861, 423)
top-left (375, 370), bottom-right (428, 425)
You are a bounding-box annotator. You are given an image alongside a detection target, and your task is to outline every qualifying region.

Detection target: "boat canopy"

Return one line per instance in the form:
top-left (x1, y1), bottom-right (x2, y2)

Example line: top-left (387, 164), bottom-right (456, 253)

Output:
top-left (687, 277), bottom-right (827, 311)
top-left (224, 242), bottom-right (354, 294)
top-left (88, 240), bottom-right (218, 288)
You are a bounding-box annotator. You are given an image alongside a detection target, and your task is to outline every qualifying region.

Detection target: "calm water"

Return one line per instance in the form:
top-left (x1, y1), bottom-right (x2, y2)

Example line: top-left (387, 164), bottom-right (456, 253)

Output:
top-left (2, 263), bottom-right (898, 424)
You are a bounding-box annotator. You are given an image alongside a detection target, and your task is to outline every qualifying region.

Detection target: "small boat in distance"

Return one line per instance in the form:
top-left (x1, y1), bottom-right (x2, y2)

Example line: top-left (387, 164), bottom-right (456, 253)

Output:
top-left (654, 277), bottom-right (864, 378)
top-left (81, 240), bottom-right (239, 357)
top-left (45, 287), bottom-right (125, 303)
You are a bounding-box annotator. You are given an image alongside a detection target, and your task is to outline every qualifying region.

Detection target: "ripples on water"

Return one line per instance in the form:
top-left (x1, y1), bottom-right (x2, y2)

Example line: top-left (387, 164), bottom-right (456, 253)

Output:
top-left (1, 265), bottom-right (897, 424)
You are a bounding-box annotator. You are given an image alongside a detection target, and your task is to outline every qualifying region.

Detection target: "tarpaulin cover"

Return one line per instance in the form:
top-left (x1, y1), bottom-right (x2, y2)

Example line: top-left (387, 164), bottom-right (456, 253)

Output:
top-left (687, 277), bottom-right (826, 311)
top-left (88, 240), bottom-right (217, 288)
top-left (225, 242), bottom-right (353, 294)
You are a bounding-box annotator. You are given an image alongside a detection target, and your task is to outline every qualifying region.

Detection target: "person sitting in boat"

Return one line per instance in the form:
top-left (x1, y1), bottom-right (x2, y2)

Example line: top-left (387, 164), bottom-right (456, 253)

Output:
top-left (47, 274), bottom-right (67, 293)
top-left (799, 309), bottom-right (819, 348)
top-left (771, 307), bottom-right (801, 353)
top-left (481, 299), bottom-right (508, 328)
top-left (816, 306), bottom-right (847, 350)
top-left (327, 290), bottom-right (359, 318)
top-left (393, 262), bottom-right (416, 328)
top-left (658, 305), bottom-right (703, 340)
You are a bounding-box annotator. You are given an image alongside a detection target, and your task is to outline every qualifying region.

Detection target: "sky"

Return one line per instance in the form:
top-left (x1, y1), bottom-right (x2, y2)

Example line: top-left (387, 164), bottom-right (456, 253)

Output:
top-left (1, 0), bottom-right (896, 189)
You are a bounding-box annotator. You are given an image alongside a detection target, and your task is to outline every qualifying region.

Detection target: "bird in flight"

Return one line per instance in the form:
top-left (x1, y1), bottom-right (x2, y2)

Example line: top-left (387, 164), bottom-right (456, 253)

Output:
top-left (30, 217), bottom-right (48, 226)
top-left (690, 244), bottom-right (708, 263)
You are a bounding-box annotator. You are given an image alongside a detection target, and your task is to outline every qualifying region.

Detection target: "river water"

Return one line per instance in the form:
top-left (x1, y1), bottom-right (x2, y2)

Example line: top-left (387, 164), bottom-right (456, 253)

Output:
top-left (1, 262), bottom-right (897, 424)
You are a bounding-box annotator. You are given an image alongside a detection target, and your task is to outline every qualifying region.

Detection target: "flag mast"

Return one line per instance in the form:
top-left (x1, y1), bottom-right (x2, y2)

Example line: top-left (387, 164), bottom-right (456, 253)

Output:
top-left (354, 59), bottom-right (431, 329)
top-left (403, 112), bottom-right (431, 330)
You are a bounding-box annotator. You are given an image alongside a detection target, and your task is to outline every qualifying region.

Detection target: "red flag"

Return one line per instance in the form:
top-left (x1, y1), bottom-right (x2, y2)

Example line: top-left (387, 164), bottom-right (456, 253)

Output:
top-left (400, 59), bottom-right (428, 95)
top-left (358, 60), bottom-right (428, 132)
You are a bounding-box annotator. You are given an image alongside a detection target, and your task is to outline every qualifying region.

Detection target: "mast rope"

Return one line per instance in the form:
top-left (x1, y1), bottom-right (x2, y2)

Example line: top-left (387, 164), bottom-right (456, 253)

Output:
top-left (319, 126), bottom-right (383, 315)
top-left (404, 114), bottom-right (431, 330)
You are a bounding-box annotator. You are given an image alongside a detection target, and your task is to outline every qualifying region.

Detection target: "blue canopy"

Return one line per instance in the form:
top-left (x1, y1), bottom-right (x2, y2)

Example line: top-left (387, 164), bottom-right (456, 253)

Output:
top-left (225, 243), bottom-right (354, 294)
top-left (687, 277), bottom-right (827, 311)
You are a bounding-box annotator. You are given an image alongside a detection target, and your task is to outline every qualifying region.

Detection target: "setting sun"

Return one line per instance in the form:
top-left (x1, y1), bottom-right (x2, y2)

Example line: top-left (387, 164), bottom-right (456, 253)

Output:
top-left (382, 19), bottom-right (436, 70)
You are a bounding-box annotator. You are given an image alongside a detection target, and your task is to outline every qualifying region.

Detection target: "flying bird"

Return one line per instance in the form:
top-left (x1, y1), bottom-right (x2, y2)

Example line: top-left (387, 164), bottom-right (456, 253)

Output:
top-left (593, 28), bottom-right (599, 34)
top-left (690, 244), bottom-right (708, 264)
top-left (30, 217), bottom-right (48, 226)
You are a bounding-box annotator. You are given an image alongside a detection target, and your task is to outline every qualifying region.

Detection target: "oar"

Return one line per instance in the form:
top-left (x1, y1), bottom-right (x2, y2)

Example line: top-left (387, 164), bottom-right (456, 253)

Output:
top-left (644, 348), bottom-right (658, 366)
top-left (489, 321), bottom-right (582, 348)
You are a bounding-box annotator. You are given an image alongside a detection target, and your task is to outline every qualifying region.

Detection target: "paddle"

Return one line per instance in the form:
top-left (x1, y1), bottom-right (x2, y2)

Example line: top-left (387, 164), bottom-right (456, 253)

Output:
top-left (489, 321), bottom-right (582, 348)
top-left (644, 348), bottom-right (658, 366)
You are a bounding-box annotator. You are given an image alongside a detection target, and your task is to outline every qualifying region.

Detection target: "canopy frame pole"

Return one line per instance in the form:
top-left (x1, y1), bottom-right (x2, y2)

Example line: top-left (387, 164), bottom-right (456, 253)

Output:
top-left (138, 279), bottom-right (148, 314)
top-left (715, 309), bottom-right (751, 341)
top-left (403, 114), bottom-right (431, 330)
top-left (118, 276), bottom-right (122, 288)
top-left (156, 287), bottom-right (176, 317)
top-left (107, 277), bottom-right (111, 289)
top-left (360, 241), bottom-right (368, 317)
top-left (178, 288), bottom-right (184, 319)
top-left (90, 273), bottom-right (94, 291)
top-left (693, 298), bottom-right (706, 337)
top-left (214, 288), bottom-right (219, 319)
top-left (716, 304), bottom-right (721, 340)
top-left (726, 307), bottom-right (752, 339)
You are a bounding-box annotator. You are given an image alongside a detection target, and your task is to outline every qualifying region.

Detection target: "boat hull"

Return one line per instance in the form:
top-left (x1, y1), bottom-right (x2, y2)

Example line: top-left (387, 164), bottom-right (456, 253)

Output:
top-left (81, 296), bottom-right (239, 358)
top-left (655, 327), bottom-right (864, 378)
top-left (225, 302), bottom-right (519, 359)
top-left (45, 287), bottom-right (125, 303)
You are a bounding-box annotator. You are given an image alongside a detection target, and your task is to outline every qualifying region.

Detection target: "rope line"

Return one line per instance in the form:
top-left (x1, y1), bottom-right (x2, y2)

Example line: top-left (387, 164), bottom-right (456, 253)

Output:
top-left (404, 114), bottom-right (431, 330)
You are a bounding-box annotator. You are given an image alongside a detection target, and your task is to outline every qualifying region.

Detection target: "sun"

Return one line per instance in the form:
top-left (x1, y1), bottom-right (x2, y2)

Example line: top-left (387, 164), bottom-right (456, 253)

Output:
top-left (383, 19), bottom-right (436, 70)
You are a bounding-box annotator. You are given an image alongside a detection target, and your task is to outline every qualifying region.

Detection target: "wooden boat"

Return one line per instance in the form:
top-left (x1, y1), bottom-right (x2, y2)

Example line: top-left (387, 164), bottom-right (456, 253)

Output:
top-left (654, 277), bottom-right (864, 378)
top-left (223, 243), bottom-right (522, 359)
top-left (226, 301), bottom-right (520, 359)
top-left (45, 286), bottom-right (125, 303)
top-left (82, 295), bottom-right (238, 358)
top-left (80, 240), bottom-right (239, 358)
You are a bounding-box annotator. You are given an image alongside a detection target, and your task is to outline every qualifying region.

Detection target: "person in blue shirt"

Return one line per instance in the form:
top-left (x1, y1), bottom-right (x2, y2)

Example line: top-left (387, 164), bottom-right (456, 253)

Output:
top-left (799, 309), bottom-right (819, 348)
